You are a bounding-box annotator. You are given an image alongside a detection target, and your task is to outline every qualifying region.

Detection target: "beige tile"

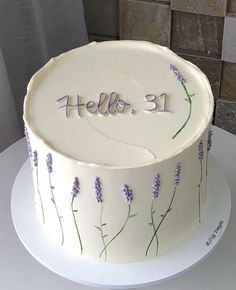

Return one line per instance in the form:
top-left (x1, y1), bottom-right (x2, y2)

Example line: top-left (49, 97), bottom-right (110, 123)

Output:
top-left (171, 0), bottom-right (227, 17)
top-left (222, 15), bottom-right (236, 63)
top-left (171, 11), bottom-right (224, 57)
top-left (120, 0), bottom-right (171, 46)
top-left (220, 62), bottom-right (236, 101)
top-left (215, 99), bottom-right (236, 135)
top-left (178, 53), bottom-right (222, 99)
top-left (227, 0), bottom-right (236, 14)
top-left (83, 0), bottom-right (119, 37)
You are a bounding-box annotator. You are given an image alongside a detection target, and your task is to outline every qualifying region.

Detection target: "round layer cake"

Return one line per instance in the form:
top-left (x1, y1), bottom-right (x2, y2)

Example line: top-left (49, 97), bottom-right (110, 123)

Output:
top-left (23, 41), bottom-right (214, 263)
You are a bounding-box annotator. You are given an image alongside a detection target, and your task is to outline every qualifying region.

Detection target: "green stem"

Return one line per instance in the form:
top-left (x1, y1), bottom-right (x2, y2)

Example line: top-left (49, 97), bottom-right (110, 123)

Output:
top-left (35, 168), bottom-right (45, 224)
top-left (151, 199), bottom-right (159, 256)
top-left (49, 173), bottom-right (64, 245)
top-left (100, 203), bottom-right (107, 261)
top-left (71, 196), bottom-right (83, 254)
top-left (198, 160), bottom-right (203, 223)
top-left (206, 152), bottom-right (209, 179)
top-left (100, 204), bottom-right (131, 258)
top-left (146, 186), bottom-right (177, 257)
top-left (172, 83), bottom-right (193, 140)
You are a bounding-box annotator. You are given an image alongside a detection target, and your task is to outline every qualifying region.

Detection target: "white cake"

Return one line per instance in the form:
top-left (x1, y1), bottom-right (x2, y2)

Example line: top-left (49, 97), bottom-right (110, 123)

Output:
top-left (23, 41), bottom-right (214, 263)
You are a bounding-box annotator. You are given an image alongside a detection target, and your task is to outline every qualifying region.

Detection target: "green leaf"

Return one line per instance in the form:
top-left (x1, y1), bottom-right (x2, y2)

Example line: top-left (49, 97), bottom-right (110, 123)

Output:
top-left (189, 93), bottom-right (195, 98)
top-left (160, 214), bottom-right (165, 218)
top-left (101, 223), bottom-right (107, 227)
top-left (129, 213), bottom-right (138, 218)
top-left (152, 210), bottom-right (156, 215)
top-left (185, 98), bottom-right (189, 102)
top-left (167, 207), bottom-right (172, 213)
top-left (148, 222), bottom-right (153, 226)
top-left (73, 209), bottom-right (78, 212)
top-left (50, 198), bottom-right (55, 203)
top-left (103, 234), bottom-right (108, 238)
top-left (95, 225), bottom-right (101, 231)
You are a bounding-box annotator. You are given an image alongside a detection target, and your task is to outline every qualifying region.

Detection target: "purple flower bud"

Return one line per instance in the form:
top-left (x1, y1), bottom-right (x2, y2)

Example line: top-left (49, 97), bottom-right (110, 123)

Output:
top-left (122, 184), bottom-right (133, 204)
top-left (174, 163), bottom-right (181, 186)
top-left (33, 150), bottom-right (38, 167)
top-left (72, 177), bottom-right (80, 197)
top-left (24, 125), bottom-right (32, 159)
top-left (46, 153), bottom-right (53, 173)
top-left (198, 140), bottom-right (204, 160)
top-left (152, 174), bottom-right (160, 199)
top-left (170, 64), bottom-right (186, 84)
top-left (94, 177), bottom-right (102, 203)
top-left (207, 130), bottom-right (213, 152)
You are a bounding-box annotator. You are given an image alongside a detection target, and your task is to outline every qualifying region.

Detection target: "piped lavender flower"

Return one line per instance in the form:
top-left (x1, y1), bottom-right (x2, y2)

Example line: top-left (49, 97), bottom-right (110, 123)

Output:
top-left (146, 164), bottom-right (181, 257)
top-left (152, 174), bottom-right (160, 199)
top-left (100, 184), bottom-right (137, 259)
top-left (33, 150), bottom-right (38, 167)
top-left (71, 177), bottom-right (83, 254)
top-left (207, 130), bottom-right (213, 152)
top-left (150, 174), bottom-right (161, 255)
top-left (206, 129), bottom-right (213, 179)
top-left (199, 140), bottom-right (204, 161)
top-left (47, 153), bottom-right (64, 245)
top-left (174, 163), bottom-right (181, 186)
top-left (170, 64), bottom-right (186, 84)
top-left (94, 177), bottom-right (108, 261)
top-left (170, 64), bottom-right (195, 140)
top-left (122, 184), bottom-right (133, 204)
top-left (46, 153), bottom-right (53, 173)
top-left (198, 140), bottom-right (204, 223)
top-left (71, 177), bottom-right (80, 197)
top-left (95, 177), bottom-right (102, 203)
top-left (24, 125), bottom-right (32, 159)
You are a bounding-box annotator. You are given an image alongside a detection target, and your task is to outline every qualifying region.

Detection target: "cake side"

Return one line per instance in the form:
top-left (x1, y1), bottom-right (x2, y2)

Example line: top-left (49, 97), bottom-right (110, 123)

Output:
top-left (23, 41), bottom-right (214, 263)
top-left (25, 124), bottom-right (212, 263)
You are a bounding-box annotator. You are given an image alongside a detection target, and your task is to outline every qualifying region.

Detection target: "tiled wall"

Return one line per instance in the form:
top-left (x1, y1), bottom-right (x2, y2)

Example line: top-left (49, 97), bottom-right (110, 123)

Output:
top-left (83, 0), bottom-right (236, 135)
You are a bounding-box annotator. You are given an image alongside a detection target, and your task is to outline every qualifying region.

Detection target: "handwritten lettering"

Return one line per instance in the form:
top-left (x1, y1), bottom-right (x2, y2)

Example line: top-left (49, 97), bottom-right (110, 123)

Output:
top-left (57, 95), bottom-right (85, 118)
top-left (57, 91), bottom-right (171, 118)
top-left (144, 93), bottom-right (170, 113)
top-left (206, 220), bottom-right (224, 247)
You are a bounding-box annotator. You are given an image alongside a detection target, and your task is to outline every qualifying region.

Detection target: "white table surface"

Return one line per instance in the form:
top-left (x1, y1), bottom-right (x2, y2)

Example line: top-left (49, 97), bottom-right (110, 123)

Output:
top-left (0, 126), bottom-right (236, 290)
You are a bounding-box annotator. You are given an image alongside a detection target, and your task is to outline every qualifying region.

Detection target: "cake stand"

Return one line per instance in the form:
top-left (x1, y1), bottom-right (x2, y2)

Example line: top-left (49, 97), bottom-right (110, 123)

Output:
top-left (11, 156), bottom-right (231, 289)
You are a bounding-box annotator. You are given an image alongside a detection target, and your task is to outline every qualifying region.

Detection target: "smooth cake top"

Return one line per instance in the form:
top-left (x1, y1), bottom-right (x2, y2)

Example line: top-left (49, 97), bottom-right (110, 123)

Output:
top-left (24, 41), bottom-right (214, 168)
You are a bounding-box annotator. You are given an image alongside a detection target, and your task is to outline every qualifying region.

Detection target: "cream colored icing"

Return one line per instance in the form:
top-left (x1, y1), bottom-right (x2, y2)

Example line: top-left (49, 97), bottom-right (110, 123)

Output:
top-left (24, 41), bottom-right (214, 167)
top-left (23, 41), bottom-right (214, 263)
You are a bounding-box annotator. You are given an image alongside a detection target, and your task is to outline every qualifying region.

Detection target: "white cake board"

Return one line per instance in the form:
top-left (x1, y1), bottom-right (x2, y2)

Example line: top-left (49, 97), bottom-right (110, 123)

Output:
top-left (11, 156), bottom-right (231, 289)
